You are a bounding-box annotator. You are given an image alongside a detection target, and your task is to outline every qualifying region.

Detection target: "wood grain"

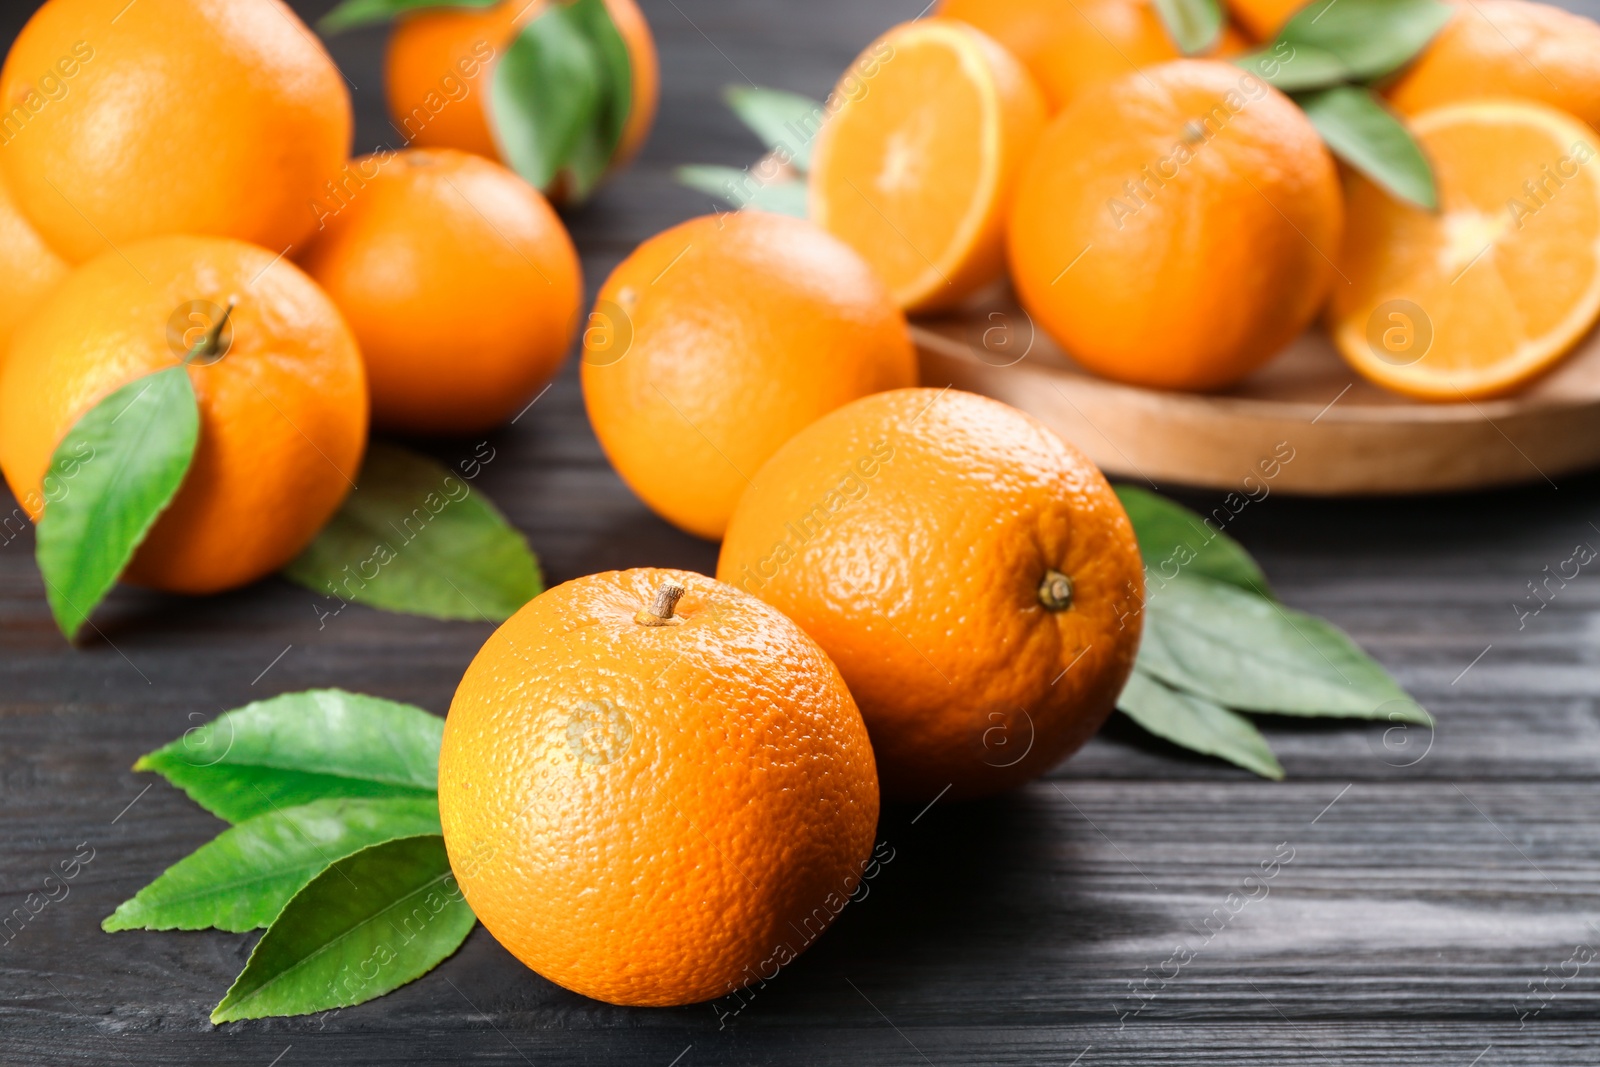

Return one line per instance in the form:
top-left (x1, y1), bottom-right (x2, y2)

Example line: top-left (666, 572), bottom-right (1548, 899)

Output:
top-left (3, 0), bottom-right (1600, 1064)
top-left (917, 296), bottom-right (1600, 495)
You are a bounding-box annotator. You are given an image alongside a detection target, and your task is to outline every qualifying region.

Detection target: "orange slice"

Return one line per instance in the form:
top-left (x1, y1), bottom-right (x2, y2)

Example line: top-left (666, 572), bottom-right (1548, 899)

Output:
top-left (1330, 100), bottom-right (1600, 401)
top-left (808, 18), bottom-right (1046, 313)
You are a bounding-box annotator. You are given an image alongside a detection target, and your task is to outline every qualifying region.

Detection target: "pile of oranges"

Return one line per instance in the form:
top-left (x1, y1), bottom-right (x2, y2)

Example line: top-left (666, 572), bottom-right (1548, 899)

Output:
top-left (444, 0), bottom-right (1600, 1014)
top-left (803, 0), bottom-right (1600, 402)
top-left (0, 0), bottom-right (1144, 1015)
top-left (11, 0), bottom-right (1593, 1021)
top-left (0, 0), bottom-right (649, 593)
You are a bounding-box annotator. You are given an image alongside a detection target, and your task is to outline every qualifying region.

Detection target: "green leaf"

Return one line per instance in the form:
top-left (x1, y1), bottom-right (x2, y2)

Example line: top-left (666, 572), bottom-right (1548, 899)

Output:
top-left (103, 797), bottom-right (442, 933)
top-left (490, 5), bottom-right (601, 191)
top-left (674, 164), bottom-right (810, 217)
top-left (1297, 85), bottom-right (1437, 210)
top-left (1114, 485), bottom-right (1271, 598)
top-left (211, 835), bottom-right (474, 1022)
top-left (560, 0), bottom-right (633, 198)
top-left (487, 0), bottom-right (632, 198)
top-left (1240, 0), bottom-right (1453, 90)
top-left (1237, 40), bottom-right (1351, 89)
top-left (35, 366), bottom-right (199, 641)
top-left (1118, 670), bottom-right (1285, 780)
top-left (1138, 575), bottom-right (1431, 722)
top-left (135, 689), bottom-right (443, 824)
top-left (722, 86), bottom-right (826, 172)
top-left (317, 0), bottom-right (497, 35)
top-left (281, 442), bottom-right (541, 623)
top-left (1151, 0), bottom-right (1224, 55)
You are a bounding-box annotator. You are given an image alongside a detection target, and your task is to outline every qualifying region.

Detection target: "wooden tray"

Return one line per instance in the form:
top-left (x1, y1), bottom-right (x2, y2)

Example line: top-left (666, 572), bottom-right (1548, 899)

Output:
top-left (913, 294), bottom-right (1600, 495)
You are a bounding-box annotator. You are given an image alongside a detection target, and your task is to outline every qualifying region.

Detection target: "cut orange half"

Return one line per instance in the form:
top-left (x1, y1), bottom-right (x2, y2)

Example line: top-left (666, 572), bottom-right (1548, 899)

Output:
top-left (1330, 100), bottom-right (1600, 401)
top-left (808, 18), bottom-right (1046, 314)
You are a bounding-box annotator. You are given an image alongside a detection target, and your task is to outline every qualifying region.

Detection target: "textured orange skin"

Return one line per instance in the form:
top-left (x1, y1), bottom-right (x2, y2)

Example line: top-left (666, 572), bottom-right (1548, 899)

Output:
top-left (1009, 60), bottom-right (1342, 392)
top-left (0, 172), bottom-right (67, 356)
top-left (940, 0), bottom-right (1249, 112)
top-left (0, 236), bottom-right (367, 594)
top-left (0, 0), bottom-right (351, 264)
top-left (717, 389), bottom-right (1145, 802)
top-left (385, 0), bottom-right (659, 191)
top-left (439, 567), bottom-right (880, 1007)
top-left (581, 213), bottom-right (917, 541)
top-left (298, 148), bottom-right (582, 435)
top-left (808, 19), bottom-right (1048, 313)
top-left (1386, 0), bottom-right (1600, 129)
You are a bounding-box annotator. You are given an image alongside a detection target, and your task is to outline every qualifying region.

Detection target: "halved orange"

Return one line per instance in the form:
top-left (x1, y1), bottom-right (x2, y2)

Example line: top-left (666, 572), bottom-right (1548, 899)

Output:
top-left (1330, 100), bottom-right (1600, 400)
top-left (808, 18), bottom-right (1046, 313)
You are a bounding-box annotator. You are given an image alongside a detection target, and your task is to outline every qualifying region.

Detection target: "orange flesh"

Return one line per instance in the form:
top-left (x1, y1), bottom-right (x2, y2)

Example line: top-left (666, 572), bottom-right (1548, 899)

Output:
top-left (810, 19), bottom-right (1044, 312)
top-left (1332, 101), bottom-right (1600, 399)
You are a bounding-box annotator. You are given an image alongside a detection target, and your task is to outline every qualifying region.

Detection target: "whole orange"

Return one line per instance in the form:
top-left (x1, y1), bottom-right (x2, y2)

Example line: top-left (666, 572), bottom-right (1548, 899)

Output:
top-left (0, 0), bottom-right (351, 264)
top-left (0, 170), bottom-right (67, 356)
top-left (717, 388), bottom-right (1145, 802)
top-left (1386, 0), bottom-right (1600, 129)
top-left (581, 212), bottom-right (917, 541)
top-left (939, 0), bottom-right (1249, 112)
top-left (439, 567), bottom-right (879, 1007)
top-left (386, 0), bottom-right (658, 194)
top-left (299, 148), bottom-right (582, 435)
top-left (0, 236), bottom-right (366, 594)
top-left (1008, 60), bottom-right (1343, 391)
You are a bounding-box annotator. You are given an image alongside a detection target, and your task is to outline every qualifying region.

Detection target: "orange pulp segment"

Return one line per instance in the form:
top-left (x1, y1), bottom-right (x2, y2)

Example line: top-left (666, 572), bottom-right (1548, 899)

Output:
top-left (808, 18), bottom-right (1046, 313)
top-left (1330, 100), bottom-right (1600, 400)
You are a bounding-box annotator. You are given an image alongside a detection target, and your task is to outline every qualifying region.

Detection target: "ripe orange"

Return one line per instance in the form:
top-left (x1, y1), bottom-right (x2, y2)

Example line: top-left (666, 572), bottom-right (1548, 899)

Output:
top-left (717, 388), bottom-right (1145, 802)
top-left (808, 18), bottom-right (1047, 312)
top-left (581, 212), bottom-right (917, 541)
top-left (439, 567), bottom-right (879, 1007)
top-left (1386, 0), bottom-right (1600, 130)
top-left (0, 0), bottom-right (351, 264)
top-left (1225, 0), bottom-right (1305, 41)
top-left (1329, 100), bottom-right (1600, 400)
top-left (386, 0), bottom-right (658, 195)
top-left (299, 148), bottom-right (582, 435)
top-left (0, 236), bottom-right (367, 594)
top-left (1008, 60), bottom-right (1343, 391)
top-left (0, 170), bottom-right (67, 355)
top-left (939, 0), bottom-right (1250, 112)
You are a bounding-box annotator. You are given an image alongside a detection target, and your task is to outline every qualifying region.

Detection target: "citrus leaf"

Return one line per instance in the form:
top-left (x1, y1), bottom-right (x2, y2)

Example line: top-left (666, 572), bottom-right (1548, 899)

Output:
top-left (1118, 670), bottom-right (1285, 780)
top-left (1241, 0), bottom-right (1453, 90)
top-left (35, 366), bottom-right (199, 641)
top-left (674, 164), bottom-right (809, 217)
top-left (490, 6), bottom-right (601, 189)
top-left (560, 0), bottom-right (633, 198)
top-left (1296, 84), bottom-right (1438, 210)
top-left (281, 442), bottom-right (541, 623)
top-left (722, 85), bottom-right (826, 172)
top-left (103, 796), bottom-right (442, 933)
top-left (134, 689), bottom-right (443, 824)
top-left (485, 0), bottom-right (632, 200)
top-left (317, 0), bottom-right (496, 35)
top-left (1114, 485), bottom-right (1271, 598)
top-left (1236, 41), bottom-right (1350, 90)
top-left (1138, 575), bottom-right (1431, 722)
top-left (211, 835), bottom-right (474, 1022)
top-left (1151, 0), bottom-right (1224, 55)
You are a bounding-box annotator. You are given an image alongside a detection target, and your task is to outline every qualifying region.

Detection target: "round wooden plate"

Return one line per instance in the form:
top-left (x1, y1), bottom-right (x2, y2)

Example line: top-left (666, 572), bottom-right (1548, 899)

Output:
top-left (913, 294), bottom-right (1600, 494)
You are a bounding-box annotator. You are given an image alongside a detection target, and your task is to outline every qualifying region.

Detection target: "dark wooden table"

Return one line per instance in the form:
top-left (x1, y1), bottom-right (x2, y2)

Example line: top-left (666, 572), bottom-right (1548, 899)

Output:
top-left (6, 0), bottom-right (1600, 1062)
